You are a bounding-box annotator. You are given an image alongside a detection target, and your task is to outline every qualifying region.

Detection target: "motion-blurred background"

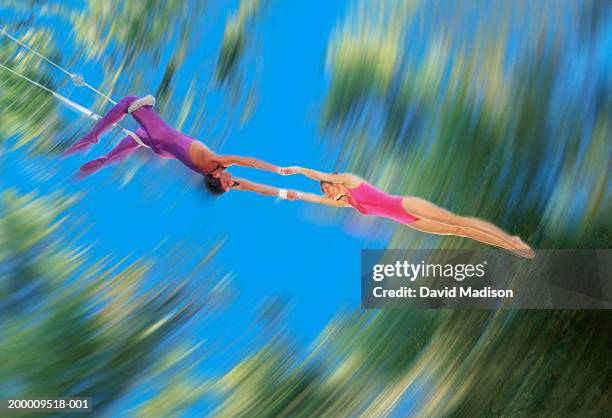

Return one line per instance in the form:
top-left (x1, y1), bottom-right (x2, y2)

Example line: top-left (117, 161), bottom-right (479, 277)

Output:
top-left (0, 0), bottom-right (610, 416)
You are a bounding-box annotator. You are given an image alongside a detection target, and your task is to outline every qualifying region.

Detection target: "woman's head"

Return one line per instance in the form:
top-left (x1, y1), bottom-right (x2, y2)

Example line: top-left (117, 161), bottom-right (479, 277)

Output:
top-left (320, 181), bottom-right (334, 196)
top-left (320, 174), bottom-right (346, 200)
top-left (204, 166), bottom-right (238, 195)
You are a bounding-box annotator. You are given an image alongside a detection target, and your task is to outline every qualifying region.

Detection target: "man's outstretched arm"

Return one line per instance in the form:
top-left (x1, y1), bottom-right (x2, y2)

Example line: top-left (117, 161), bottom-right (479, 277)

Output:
top-left (215, 155), bottom-right (282, 174)
top-left (232, 178), bottom-right (289, 197)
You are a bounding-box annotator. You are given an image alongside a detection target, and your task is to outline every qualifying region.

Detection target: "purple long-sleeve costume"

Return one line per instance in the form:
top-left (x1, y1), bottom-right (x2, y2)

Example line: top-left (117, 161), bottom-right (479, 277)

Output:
top-left (67, 96), bottom-right (201, 175)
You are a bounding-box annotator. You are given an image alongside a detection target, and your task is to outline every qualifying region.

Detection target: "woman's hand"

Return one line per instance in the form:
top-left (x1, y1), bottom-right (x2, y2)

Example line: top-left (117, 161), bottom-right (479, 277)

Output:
top-left (279, 166), bottom-right (301, 175)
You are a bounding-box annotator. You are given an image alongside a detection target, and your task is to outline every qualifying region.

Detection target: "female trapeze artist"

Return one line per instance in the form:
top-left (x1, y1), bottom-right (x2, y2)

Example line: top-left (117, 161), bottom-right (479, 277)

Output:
top-left (276, 167), bottom-right (535, 258)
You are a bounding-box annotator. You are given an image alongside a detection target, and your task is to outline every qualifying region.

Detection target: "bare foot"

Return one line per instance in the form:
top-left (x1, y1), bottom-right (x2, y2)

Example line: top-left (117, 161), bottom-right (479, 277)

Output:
top-left (511, 236), bottom-right (536, 259)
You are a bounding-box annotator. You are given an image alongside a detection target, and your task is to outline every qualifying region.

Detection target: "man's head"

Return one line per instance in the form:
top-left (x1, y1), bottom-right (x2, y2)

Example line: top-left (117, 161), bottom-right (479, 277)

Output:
top-left (204, 166), bottom-right (238, 195)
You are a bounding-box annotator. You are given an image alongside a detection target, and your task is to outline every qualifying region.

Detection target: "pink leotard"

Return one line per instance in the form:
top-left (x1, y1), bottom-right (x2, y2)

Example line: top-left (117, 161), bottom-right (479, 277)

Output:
top-left (345, 182), bottom-right (419, 224)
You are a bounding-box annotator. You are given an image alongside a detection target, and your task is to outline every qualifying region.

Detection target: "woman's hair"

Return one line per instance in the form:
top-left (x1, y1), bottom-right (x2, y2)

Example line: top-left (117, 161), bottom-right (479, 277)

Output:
top-left (320, 172), bottom-right (345, 200)
top-left (319, 180), bottom-right (328, 193)
top-left (319, 171), bottom-right (339, 191)
top-left (204, 174), bottom-right (227, 195)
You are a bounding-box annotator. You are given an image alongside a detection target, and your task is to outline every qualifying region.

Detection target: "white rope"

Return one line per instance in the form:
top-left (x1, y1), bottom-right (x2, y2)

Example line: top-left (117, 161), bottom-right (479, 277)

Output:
top-left (0, 27), bottom-right (116, 104)
top-left (0, 26), bottom-right (151, 148)
top-left (0, 62), bottom-right (150, 148)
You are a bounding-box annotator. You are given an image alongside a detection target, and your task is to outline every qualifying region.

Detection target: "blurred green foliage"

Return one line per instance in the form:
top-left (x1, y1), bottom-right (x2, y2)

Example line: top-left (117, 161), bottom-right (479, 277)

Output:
top-left (69, 0), bottom-right (209, 121)
top-left (0, 189), bottom-right (215, 416)
top-left (216, 0), bottom-right (263, 86)
top-left (214, 0), bottom-right (267, 132)
top-left (322, 0), bottom-right (610, 250)
top-left (0, 29), bottom-right (63, 154)
top-left (72, 0), bottom-right (192, 61)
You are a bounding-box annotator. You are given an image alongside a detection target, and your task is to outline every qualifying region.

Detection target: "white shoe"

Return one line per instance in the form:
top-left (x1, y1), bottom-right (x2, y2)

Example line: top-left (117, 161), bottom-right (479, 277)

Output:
top-left (128, 94), bottom-right (156, 113)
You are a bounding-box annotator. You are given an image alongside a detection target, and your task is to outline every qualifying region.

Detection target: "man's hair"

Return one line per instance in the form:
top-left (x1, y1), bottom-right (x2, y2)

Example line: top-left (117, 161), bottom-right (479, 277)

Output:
top-left (204, 174), bottom-right (226, 195)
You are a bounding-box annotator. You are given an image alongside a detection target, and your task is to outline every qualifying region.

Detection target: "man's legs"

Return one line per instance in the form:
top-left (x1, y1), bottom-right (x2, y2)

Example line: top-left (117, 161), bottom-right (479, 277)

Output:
top-left (79, 128), bottom-right (150, 176)
top-left (64, 95), bottom-right (141, 155)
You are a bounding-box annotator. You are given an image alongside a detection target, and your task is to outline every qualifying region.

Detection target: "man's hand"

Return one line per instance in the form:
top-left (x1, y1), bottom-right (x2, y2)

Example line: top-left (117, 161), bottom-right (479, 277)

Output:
top-left (286, 190), bottom-right (299, 200)
top-left (279, 166), bottom-right (301, 175)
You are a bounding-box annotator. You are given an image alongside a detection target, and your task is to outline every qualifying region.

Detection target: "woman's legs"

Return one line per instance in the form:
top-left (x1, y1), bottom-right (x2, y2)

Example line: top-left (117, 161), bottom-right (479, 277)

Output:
top-left (402, 196), bottom-right (534, 257)
top-left (409, 218), bottom-right (518, 251)
top-left (64, 95), bottom-right (139, 155)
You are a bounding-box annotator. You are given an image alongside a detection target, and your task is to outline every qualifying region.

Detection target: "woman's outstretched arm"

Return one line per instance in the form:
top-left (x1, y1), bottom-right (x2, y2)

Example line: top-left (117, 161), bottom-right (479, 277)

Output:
top-left (215, 155), bottom-right (282, 174)
top-left (233, 179), bottom-right (349, 207)
top-left (281, 166), bottom-right (361, 186)
top-left (293, 191), bottom-right (351, 207)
